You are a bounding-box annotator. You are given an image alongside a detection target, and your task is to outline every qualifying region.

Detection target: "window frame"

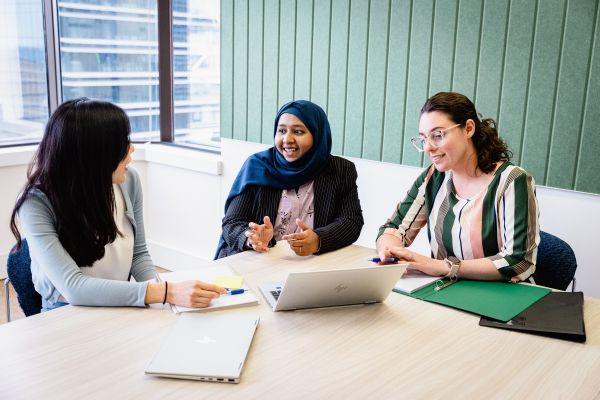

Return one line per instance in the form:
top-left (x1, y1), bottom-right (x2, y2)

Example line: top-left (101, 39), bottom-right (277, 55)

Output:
top-left (3, 0), bottom-right (219, 152)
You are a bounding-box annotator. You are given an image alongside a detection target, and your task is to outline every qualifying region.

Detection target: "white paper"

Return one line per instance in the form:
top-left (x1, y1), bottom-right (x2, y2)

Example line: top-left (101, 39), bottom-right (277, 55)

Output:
top-left (158, 264), bottom-right (259, 313)
top-left (394, 268), bottom-right (439, 294)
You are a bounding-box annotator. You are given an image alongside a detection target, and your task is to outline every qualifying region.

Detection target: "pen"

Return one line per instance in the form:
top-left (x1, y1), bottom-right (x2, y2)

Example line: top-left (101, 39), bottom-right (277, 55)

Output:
top-left (225, 288), bottom-right (246, 295)
top-left (368, 257), bottom-right (400, 263)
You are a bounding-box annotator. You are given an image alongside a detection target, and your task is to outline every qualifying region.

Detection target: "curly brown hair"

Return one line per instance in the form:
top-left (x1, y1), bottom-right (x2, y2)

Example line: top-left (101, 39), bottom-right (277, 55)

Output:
top-left (420, 92), bottom-right (512, 173)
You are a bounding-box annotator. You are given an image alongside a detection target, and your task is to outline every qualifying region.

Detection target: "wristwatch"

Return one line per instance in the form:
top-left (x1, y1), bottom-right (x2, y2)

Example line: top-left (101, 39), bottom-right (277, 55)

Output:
top-left (444, 257), bottom-right (461, 279)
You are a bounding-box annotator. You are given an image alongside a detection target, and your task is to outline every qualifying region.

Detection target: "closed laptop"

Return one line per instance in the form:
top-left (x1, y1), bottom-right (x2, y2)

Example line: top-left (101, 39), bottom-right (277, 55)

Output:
top-left (145, 313), bottom-right (260, 383)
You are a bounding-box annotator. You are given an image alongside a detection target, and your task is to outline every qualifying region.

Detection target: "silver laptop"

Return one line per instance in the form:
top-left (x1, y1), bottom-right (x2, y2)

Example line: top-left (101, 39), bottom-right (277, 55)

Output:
top-left (258, 265), bottom-right (407, 311)
top-left (145, 313), bottom-right (259, 383)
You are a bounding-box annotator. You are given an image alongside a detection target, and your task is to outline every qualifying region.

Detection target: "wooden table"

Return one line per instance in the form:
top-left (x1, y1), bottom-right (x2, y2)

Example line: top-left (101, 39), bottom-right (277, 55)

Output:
top-left (1, 243), bottom-right (599, 399)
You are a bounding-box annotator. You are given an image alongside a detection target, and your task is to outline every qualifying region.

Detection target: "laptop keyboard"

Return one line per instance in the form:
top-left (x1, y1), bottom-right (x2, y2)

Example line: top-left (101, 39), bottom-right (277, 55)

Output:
top-left (270, 290), bottom-right (281, 300)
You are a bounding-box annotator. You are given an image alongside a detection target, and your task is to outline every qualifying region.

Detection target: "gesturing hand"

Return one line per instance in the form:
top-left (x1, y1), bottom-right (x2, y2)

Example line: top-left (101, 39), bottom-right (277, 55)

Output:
top-left (283, 219), bottom-right (320, 257)
top-left (245, 216), bottom-right (274, 252)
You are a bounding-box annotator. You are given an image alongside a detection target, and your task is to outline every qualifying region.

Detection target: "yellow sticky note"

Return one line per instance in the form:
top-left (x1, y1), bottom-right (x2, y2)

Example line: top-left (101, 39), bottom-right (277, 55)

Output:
top-left (215, 275), bottom-right (244, 289)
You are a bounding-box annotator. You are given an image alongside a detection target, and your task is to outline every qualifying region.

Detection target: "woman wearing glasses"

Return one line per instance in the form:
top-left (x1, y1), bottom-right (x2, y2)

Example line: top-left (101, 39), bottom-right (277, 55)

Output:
top-left (376, 92), bottom-right (539, 282)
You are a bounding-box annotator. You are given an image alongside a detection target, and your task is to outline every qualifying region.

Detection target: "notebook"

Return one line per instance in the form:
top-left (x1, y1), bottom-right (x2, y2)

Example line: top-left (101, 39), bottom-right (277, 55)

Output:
top-left (158, 265), bottom-right (259, 313)
top-left (393, 267), bottom-right (439, 294)
top-left (479, 291), bottom-right (586, 342)
top-left (145, 313), bottom-right (260, 383)
top-left (398, 279), bottom-right (551, 322)
top-left (258, 264), bottom-right (407, 311)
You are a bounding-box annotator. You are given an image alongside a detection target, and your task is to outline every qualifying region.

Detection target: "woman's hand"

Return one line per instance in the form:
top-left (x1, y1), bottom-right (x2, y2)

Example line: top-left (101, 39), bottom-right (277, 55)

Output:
top-left (283, 219), bottom-right (320, 256)
top-left (375, 233), bottom-right (403, 263)
top-left (145, 281), bottom-right (227, 307)
top-left (245, 216), bottom-right (274, 252)
top-left (386, 246), bottom-right (448, 277)
top-left (167, 280), bottom-right (227, 308)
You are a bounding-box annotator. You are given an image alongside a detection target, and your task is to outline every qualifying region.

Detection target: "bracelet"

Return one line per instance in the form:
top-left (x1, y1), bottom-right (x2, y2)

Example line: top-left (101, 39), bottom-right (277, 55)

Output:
top-left (162, 281), bottom-right (168, 304)
top-left (444, 257), bottom-right (461, 280)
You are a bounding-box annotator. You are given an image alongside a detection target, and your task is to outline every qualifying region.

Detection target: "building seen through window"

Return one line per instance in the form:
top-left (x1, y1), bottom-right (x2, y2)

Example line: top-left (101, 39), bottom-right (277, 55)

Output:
top-left (172, 0), bottom-right (220, 147)
top-left (0, 0), bottom-right (220, 148)
top-left (0, 0), bottom-right (49, 146)
top-left (58, 0), bottom-right (220, 147)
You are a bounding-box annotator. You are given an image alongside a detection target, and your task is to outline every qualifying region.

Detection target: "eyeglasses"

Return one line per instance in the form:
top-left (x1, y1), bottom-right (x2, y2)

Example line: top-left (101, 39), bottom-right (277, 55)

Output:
top-left (410, 123), bottom-right (462, 152)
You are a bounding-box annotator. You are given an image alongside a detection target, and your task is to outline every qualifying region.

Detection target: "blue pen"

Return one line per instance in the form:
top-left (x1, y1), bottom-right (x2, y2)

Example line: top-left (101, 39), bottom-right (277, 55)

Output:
top-left (225, 288), bottom-right (246, 295)
top-left (368, 257), bottom-right (400, 263)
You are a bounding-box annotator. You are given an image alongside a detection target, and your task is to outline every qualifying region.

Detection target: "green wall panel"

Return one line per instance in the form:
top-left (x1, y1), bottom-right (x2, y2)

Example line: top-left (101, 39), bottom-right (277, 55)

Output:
top-left (232, 0), bottom-right (248, 141)
top-left (474, 0), bottom-right (508, 119)
top-left (547, 0), bottom-right (597, 190)
top-left (343, 0), bottom-right (369, 158)
top-left (294, 0), bottom-right (313, 101)
top-left (429, 0), bottom-right (457, 97)
top-left (452, 0), bottom-right (482, 100)
top-left (362, 0), bottom-right (390, 161)
top-left (261, 0), bottom-right (279, 143)
top-left (277, 0), bottom-right (296, 108)
top-left (382, 0), bottom-right (410, 164)
top-left (222, 0), bottom-right (600, 194)
top-left (521, 0), bottom-right (565, 185)
top-left (576, 4), bottom-right (600, 194)
top-left (497, 0), bottom-right (536, 164)
top-left (403, 0), bottom-right (433, 167)
top-left (247, 0), bottom-right (263, 143)
top-left (310, 0), bottom-right (331, 110)
top-left (220, 0), bottom-right (233, 141)
top-left (327, 0), bottom-right (350, 155)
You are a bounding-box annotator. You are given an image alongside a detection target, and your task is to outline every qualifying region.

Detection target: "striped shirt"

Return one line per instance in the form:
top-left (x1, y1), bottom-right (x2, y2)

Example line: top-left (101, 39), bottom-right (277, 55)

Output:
top-left (378, 161), bottom-right (539, 280)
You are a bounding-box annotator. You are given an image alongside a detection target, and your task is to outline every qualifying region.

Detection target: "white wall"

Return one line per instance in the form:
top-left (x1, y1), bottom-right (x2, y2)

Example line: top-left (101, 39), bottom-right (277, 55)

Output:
top-left (1, 140), bottom-right (598, 297)
top-left (0, 146), bottom-right (38, 278)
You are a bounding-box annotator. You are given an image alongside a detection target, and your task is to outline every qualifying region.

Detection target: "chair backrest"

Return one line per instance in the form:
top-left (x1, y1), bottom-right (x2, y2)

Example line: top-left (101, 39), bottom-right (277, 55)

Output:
top-left (7, 239), bottom-right (42, 316)
top-left (532, 231), bottom-right (577, 291)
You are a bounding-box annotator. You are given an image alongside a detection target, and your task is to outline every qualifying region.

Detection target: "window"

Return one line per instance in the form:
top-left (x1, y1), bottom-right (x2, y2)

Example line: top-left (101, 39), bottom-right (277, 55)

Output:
top-left (0, 0), bottom-right (49, 146)
top-left (172, 0), bottom-right (220, 148)
top-left (58, 0), bottom-right (160, 142)
top-left (0, 0), bottom-right (220, 149)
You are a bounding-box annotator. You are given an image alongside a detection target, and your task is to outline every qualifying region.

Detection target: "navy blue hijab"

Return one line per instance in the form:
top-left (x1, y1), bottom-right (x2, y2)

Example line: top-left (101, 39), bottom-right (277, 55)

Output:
top-left (215, 100), bottom-right (332, 258)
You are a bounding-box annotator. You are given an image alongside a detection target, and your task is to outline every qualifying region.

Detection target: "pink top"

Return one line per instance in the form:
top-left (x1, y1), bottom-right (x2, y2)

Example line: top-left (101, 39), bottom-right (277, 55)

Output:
top-left (273, 181), bottom-right (315, 240)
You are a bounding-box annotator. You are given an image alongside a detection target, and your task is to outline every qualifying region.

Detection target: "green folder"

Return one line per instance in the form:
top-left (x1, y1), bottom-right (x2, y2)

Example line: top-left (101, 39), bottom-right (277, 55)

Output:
top-left (394, 280), bottom-right (551, 322)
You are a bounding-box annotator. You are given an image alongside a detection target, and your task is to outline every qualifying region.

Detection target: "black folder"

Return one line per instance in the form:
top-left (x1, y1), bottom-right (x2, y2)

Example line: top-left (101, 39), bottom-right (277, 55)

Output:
top-left (479, 291), bottom-right (586, 343)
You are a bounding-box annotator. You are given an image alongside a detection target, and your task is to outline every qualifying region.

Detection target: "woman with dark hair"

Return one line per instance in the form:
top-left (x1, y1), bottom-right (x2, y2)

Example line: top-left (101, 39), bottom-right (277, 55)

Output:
top-left (11, 98), bottom-right (226, 311)
top-left (216, 100), bottom-right (364, 259)
top-left (376, 92), bottom-right (539, 282)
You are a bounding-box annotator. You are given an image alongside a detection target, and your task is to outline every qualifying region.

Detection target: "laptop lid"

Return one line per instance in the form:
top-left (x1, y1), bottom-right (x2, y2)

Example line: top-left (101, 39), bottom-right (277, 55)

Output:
top-left (260, 264), bottom-right (407, 311)
top-left (145, 313), bottom-right (260, 383)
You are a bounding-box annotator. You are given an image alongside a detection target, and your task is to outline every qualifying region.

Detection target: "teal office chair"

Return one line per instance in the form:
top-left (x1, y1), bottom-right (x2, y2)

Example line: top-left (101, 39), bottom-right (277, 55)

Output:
top-left (5, 239), bottom-right (42, 322)
top-left (532, 231), bottom-right (577, 291)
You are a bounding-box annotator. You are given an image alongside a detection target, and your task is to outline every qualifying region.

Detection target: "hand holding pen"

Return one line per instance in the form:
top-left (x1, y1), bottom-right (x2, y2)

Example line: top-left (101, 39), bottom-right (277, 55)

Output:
top-left (368, 257), bottom-right (400, 264)
top-left (166, 280), bottom-right (228, 308)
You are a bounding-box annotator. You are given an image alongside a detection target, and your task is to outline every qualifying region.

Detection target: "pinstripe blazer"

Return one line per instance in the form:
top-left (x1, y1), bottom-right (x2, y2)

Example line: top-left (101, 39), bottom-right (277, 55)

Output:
top-left (217, 155), bottom-right (364, 259)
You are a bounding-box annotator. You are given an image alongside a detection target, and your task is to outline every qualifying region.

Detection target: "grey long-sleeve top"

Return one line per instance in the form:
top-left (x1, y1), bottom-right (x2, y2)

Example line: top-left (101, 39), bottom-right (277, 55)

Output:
top-left (18, 167), bottom-right (156, 307)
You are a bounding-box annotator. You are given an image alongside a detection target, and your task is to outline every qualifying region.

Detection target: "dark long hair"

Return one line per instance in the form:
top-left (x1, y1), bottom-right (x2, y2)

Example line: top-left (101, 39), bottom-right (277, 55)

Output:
top-left (420, 92), bottom-right (512, 173)
top-left (10, 98), bottom-right (131, 266)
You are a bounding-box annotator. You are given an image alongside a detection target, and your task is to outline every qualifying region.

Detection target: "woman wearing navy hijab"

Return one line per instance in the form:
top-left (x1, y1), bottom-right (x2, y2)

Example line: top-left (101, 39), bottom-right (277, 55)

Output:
top-left (216, 100), bottom-right (364, 259)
